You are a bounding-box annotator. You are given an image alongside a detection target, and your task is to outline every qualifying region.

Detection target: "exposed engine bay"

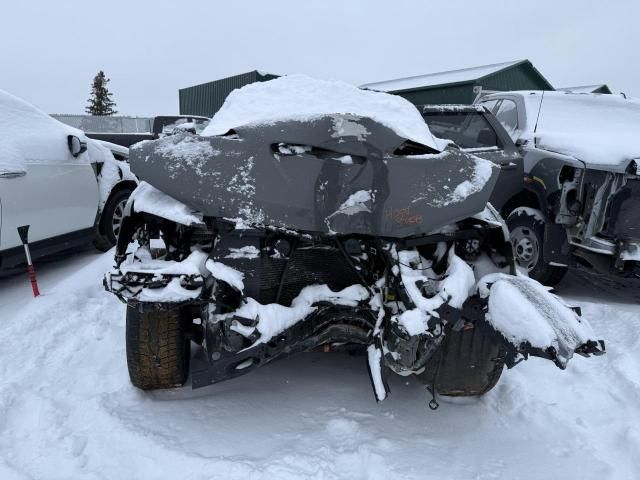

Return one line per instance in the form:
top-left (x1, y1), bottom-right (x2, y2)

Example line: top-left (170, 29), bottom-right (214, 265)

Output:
top-left (552, 162), bottom-right (640, 274)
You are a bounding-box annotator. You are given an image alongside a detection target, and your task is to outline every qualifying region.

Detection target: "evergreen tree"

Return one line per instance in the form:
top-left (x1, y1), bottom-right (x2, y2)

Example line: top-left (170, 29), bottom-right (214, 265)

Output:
top-left (86, 70), bottom-right (117, 115)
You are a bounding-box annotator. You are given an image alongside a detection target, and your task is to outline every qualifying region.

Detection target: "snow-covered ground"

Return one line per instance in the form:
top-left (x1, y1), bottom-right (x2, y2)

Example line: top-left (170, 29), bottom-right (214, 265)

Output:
top-left (0, 251), bottom-right (638, 480)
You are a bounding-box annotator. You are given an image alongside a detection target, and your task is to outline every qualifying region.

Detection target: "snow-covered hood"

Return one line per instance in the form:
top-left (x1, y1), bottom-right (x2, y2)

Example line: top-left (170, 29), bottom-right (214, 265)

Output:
top-left (0, 89), bottom-right (88, 172)
top-left (527, 93), bottom-right (640, 173)
top-left (201, 74), bottom-right (447, 152)
top-left (130, 119), bottom-right (499, 239)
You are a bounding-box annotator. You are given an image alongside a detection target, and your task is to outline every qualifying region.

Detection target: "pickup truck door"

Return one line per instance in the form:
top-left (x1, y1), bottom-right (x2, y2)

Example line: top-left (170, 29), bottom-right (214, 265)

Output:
top-left (0, 154), bottom-right (100, 252)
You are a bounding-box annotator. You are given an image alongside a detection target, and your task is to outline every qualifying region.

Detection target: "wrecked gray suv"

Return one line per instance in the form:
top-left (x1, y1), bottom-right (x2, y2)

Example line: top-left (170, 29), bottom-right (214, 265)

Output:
top-left (104, 77), bottom-right (603, 405)
top-left (479, 91), bottom-right (640, 285)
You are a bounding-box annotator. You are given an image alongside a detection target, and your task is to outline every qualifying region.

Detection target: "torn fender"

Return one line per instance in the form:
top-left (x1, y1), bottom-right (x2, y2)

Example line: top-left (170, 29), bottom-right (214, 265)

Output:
top-left (477, 273), bottom-right (605, 368)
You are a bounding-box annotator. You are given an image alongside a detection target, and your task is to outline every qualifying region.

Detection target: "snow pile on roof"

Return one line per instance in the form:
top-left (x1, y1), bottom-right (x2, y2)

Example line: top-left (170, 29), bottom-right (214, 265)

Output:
top-left (0, 89), bottom-right (85, 170)
top-left (524, 92), bottom-right (640, 172)
top-left (202, 75), bottom-right (442, 151)
top-left (360, 60), bottom-right (521, 92)
top-left (557, 85), bottom-right (609, 94)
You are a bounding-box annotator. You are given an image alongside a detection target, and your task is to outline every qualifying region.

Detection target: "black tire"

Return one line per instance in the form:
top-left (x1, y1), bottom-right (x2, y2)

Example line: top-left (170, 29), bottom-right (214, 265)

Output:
top-left (507, 208), bottom-right (567, 286)
top-left (126, 302), bottom-right (190, 390)
top-left (93, 188), bottom-right (133, 252)
top-left (416, 323), bottom-right (506, 397)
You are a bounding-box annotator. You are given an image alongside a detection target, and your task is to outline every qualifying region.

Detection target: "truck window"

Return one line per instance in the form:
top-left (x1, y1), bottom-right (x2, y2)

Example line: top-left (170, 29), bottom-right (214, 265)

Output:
top-left (494, 100), bottom-right (519, 138)
top-left (422, 111), bottom-right (503, 150)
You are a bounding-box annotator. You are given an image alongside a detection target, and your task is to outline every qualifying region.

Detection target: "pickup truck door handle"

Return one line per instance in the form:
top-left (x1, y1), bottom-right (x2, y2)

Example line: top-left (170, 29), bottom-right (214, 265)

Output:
top-left (0, 170), bottom-right (27, 179)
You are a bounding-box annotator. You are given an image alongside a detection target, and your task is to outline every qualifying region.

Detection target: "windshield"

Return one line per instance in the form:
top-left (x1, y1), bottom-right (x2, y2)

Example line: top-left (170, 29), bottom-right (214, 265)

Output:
top-left (422, 111), bottom-right (503, 150)
top-left (161, 118), bottom-right (210, 135)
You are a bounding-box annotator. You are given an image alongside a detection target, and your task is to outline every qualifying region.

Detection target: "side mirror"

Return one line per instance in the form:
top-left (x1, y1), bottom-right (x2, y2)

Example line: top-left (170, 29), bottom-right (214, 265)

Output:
top-left (514, 137), bottom-right (529, 148)
top-left (68, 135), bottom-right (88, 157)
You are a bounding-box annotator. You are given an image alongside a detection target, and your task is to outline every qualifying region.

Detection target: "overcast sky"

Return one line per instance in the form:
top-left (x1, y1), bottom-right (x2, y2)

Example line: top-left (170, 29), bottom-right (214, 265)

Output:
top-left (2, 0), bottom-right (638, 116)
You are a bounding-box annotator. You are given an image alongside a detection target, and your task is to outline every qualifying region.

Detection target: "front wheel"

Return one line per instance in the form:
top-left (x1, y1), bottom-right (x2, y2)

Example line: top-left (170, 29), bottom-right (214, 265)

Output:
top-left (507, 208), bottom-right (567, 286)
top-left (126, 302), bottom-right (191, 390)
top-left (93, 188), bottom-right (133, 252)
top-left (415, 323), bottom-right (506, 397)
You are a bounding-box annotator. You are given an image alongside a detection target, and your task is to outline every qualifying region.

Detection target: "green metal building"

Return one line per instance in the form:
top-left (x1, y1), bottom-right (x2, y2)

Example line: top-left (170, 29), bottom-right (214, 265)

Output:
top-left (360, 59), bottom-right (554, 105)
top-left (179, 71), bottom-right (279, 117)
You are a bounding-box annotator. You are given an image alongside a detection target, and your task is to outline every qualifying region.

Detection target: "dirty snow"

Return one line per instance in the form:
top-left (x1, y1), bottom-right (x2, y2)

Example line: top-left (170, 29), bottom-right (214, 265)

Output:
top-left (0, 252), bottom-right (639, 480)
top-left (129, 181), bottom-right (204, 226)
top-left (201, 75), bottom-right (445, 151)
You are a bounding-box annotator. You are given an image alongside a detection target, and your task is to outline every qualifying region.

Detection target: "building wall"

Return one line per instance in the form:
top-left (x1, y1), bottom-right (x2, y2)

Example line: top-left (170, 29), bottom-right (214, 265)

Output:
top-left (395, 84), bottom-right (476, 106)
top-left (179, 71), bottom-right (279, 117)
top-left (391, 62), bottom-right (554, 106)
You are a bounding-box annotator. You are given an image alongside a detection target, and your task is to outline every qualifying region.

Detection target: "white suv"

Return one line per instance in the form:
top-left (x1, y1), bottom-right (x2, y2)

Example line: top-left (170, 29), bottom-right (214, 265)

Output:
top-left (0, 89), bottom-right (137, 273)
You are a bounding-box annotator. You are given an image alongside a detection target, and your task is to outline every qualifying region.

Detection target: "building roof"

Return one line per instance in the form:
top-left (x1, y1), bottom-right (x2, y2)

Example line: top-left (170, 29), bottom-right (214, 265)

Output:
top-left (361, 60), bottom-right (527, 93)
top-left (180, 70), bottom-right (279, 91)
top-left (557, 84), bottom-right (612, 94)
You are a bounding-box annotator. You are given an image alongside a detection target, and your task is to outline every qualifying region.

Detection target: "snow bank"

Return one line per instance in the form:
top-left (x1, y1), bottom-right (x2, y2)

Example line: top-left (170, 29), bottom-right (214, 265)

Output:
top-left (129, 181), bottom-right (204, 226)
top-left (524, 92), bottom-right (640, 172)
top-left (202, 75), bottom-right (444, 151)
top-left (1, 252), bottom-right (637, 480)
top-left (0, 89), bottom-right (86, 171)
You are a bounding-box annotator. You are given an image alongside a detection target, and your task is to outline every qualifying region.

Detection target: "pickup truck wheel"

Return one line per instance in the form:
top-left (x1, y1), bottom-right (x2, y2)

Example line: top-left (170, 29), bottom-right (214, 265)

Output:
top-left (126, 302), bottom-right (190, 390)
top-left (93, 189), bottom-right (133, 252)
top-left (415, 323), bottom-right (506, 397)
top-left (507, 208), bottom-right (567, 286)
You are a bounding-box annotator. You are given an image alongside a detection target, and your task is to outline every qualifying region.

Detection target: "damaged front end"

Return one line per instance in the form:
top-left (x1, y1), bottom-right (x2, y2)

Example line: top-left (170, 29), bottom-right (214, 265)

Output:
top-left (105, 193), bottom-right (604, 403)
top-left (105, 112), bottom-right (604, 404)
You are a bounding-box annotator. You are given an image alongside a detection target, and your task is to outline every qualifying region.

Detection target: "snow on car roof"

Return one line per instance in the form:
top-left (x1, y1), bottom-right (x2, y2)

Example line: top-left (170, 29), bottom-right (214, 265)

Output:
top-left (360, 60), bottom-right (521, 93)
top-left (201, 75), bottom-right (444, 151)
top-left (0, 89), bottom-right (85, 170)
top-left (557, 85), bottom-right (610, 94)
top-left (515, 91), bottom-right (640, 172)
